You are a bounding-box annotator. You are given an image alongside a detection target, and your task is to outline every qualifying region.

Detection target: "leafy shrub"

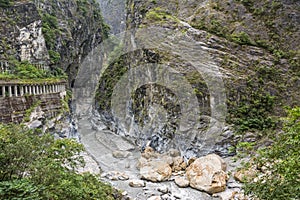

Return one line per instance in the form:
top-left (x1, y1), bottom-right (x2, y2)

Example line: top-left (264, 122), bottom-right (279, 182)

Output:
top-left (244, 107), bottom-right (300, 199)
top-left (0, 124), bottom-right (120, 199)
top-left (230, 32), bottom-right (254, 45)
top-left (14, 62), bottom-right (47, 79)
top-left (231, 91), bottom-right (276, 132)
top-left (145, 8), bottom-right (179, 23)
top-left (48, 50), bottom-right (61, 64)
top-left (0, 179), bottom-right (42, 200)
top-left (41, 14), bottom-right (59, 50)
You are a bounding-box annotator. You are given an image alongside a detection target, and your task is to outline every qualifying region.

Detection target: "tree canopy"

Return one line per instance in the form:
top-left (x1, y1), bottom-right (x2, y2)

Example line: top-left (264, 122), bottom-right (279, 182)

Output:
top-left (0, 124), bottom-right (121, 200)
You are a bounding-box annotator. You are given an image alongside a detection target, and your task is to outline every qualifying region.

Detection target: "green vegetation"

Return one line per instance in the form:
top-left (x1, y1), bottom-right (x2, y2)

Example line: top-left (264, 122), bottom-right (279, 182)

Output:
top-left (230, 90), bottom-right (276, 132)
top-left (14, 62), bottom-right (50, 79)
top-left (0, 123), bottom-right (121, 200)
top-left (191, 16), bottom-right (255, 46)
top-left (96, 54), bottom-right (128, 111)
top-left (191, 16), bottom-right (228, 39)
top-left (145, 7), bottom-right (179, 24)
top-left (227, 64), bottom-right (280, 133)
top-left (0, 61), bottom-right (67, 81)
top-left (61, 89), bottom-right (72, 113)
top-left (190, 0), bottom-right (299, 65)
top-left (38, 0), bottom-right (110, 65)
top-left (41, 13), bottom-right (61, 64)
top-left (48, 50), bottom-right (61, 64)
top-left (0, 0), bottom-right (12, 8)
top-left (230, 32), bottom-right (254, 45)
top-left (244, 107), bottom-right (300, 200)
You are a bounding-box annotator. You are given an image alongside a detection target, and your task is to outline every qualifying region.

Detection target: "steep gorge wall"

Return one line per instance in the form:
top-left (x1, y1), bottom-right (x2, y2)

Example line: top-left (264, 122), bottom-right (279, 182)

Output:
top-left (124, 0), bottom-right (300, 124)
top-left (0, 0), bottom-right (108, 86)
top-left (35, 0), bottom-right (109, 86)
top-left (97, 0), bottom-right (126, 34)
top-left (94, 0), bottom-right (300, 157)
top-left (0, 0), bottom-right (109, 129)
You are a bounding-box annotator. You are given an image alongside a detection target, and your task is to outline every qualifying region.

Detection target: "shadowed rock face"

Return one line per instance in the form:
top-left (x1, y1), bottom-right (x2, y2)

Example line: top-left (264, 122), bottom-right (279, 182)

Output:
top-left (97, 0), bottom-right (126, 34)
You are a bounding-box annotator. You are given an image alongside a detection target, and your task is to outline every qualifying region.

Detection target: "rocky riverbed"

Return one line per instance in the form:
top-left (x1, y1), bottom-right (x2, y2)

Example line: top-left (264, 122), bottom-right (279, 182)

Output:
top-left (77, 114), bottom-right (248, 200)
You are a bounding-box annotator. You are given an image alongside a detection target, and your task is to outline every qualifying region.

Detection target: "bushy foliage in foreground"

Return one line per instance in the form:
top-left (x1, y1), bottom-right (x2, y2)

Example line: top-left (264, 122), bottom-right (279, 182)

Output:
top-left (0, 124), bottom-right (119, 200)
top-left (244, 107), bottom-right (300, 200)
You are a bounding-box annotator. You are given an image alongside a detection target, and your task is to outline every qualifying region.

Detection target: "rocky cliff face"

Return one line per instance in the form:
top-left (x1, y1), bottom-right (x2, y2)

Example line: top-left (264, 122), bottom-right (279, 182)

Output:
top-left (0, 2), bottom-right (49, 68)
top-left (35, 0), bottom-right (109, 86)
top-left (0, 0), bottom-right (108, 86)
top-left (94, 0), bottom-right (300, 157)
top-left (97, 0), bottom-right (126, 34)
top-left (0, 0), bottom-right (108, 139)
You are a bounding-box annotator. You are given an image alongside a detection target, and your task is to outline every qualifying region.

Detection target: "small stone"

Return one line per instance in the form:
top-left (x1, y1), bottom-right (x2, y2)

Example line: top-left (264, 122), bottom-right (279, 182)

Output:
top-left (100, 172), bottom-right (108, 178)
top-left (129, 179), bottom-right (145, 188)
top-left (142, 147), bottom-right (160, 159)
top-left (112, 150), bottom-right (132, 158)
top-left (172, 156), bottom-right (185, 172)
top-left (227, 181), bottom-right (242, 189)
top-left (212, 190), bottom-right (239, 200)
top-left (147, 196), bottom-right (161, 200)
top-left (121, 191), bottom-right (128, 196)
top-left (144, 146), bottom-right (154, 153)
top-left (174, 176), bottom-right (189, 188)
top-left (168, 148), bottom-right (180, 157)
top-left (235, 192), bottom-right (248, 200)
top-left (108, 176), bottom-right (118, 181)
top-left (161, 194), bottom-right (173, 200)
top-left (118, 174), bottom-right (129, 181)
top-left (243, 132), bottom-right (257, 142)
top-left (234, 168), bottom-right (257, 183)
top-left (28, 120), bottom-right (43, 129)
top-left (157, 185), bottom-right (169, 194)
top-left (102, 171), bottom-right (129, 181)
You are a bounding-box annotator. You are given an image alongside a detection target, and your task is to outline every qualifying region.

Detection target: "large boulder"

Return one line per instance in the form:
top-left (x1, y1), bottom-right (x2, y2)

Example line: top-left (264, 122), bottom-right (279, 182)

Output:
top-left (140, 160), bottom-right (172, 182)
top-left (186, 154), bottom-right (228, 194)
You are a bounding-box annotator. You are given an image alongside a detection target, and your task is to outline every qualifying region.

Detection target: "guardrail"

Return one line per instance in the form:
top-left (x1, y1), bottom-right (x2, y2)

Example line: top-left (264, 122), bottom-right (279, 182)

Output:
top-left (0, 80), bottom-right (67, 98)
